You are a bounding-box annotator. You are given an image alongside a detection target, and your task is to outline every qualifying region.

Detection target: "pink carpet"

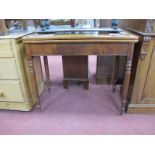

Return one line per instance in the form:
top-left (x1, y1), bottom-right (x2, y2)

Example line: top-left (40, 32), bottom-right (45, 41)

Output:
top-left (0, 56), bottom-right (155, 135)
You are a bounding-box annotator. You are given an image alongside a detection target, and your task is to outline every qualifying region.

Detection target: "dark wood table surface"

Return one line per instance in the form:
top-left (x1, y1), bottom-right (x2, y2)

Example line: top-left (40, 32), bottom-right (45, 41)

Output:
top-left (22, 30), bottom-right (138, 114)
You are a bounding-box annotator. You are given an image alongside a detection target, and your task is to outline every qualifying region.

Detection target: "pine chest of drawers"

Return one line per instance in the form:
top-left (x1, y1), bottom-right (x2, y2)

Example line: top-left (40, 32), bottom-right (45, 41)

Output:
top-left (0, 33), bottom-right (44, 111)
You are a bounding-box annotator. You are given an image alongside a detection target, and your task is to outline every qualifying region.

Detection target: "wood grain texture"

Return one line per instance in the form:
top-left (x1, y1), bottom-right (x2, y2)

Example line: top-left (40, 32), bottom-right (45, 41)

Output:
top-left (0, 40), bottom-right (13, 57)
top-left (63, 56), bottom-right (88, 78)
top-left (62, 56), bottom-right (89, 89)
top-left (43, 56), bottom-right (50, 90)
top-left (25, 44), bottom-right (41, 109)
top-left (23, 31), bottom-right (138, 113)
top-left (127, 28), bottom-right (155, 113)
top-left (0, 80), bottom-right (25, 102)
top-left (0, 101), bottom-right (33, 111)
top-left (97, 19), bottom-right (144, 85)
top-left (0, 34), bottom-right (44, 111)
top-left (128, 107), bottom-right (155, 114)
top-left (96, 56), bottom-right (115, 84)
top-left (22, 31), bottom-right (138, 43)
top-left (28, 42), bottom-right (129, 56)
top-left (143, 44), bottom-right (155, 98)
top-left (121, 44), bottom-right (134, 113)
top-left (129, 37), bottom-right (153, 104)
top-left (0, 58), bottom-right (19, 79)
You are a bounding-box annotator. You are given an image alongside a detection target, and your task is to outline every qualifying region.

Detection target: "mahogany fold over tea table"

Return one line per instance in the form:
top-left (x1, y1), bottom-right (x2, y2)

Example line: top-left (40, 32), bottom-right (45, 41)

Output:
top-left (22, 31), bottom-right (138, 114)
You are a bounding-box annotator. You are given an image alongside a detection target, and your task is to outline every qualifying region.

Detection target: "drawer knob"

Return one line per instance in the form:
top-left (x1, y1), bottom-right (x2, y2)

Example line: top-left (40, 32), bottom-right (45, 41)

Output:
top-left (0, 92), bottom-right (4, 97)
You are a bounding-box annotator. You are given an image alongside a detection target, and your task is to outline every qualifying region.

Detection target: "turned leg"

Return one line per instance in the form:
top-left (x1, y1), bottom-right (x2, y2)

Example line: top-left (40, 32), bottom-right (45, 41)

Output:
top-left (29, 56), bottom-right (41, 111)
top-left (121, 44), bottom-right (134, 114)
top-left (44, 56), bottom-right (51, 91)
top-left (25, 44), bottom-right (41, 111)
top-left (113, 56), bottom-right (119, 92)
top-left (63, 80), bottom-right (68, 89)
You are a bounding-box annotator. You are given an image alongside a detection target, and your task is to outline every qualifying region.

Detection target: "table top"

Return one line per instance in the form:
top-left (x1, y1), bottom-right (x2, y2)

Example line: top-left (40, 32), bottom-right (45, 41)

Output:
top-left (126, 28), bottom-right (155, 37)
top-left (22, 29), bottom-right (139, 43)
top-left (0, 31), bottom-right (33, 40)
top-left (37, 27), bottom-right (122, 34)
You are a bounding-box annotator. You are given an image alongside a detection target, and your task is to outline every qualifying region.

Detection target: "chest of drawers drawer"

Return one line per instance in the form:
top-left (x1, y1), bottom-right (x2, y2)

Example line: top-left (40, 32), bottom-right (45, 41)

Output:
top-left (0, 80), bottom-right (25, 102)
top-left (0, 58), bottom-right (19, 79)
top-left (0, 40), bottom-right (14, 57)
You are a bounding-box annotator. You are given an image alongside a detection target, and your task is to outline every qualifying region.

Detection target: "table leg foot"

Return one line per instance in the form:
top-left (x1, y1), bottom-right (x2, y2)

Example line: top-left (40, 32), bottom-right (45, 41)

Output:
top-left (77, 81), bottom-right (81, 85)
top-left (47, 82), bottom-right (51, 91)
top-left (63, 80), bottom-right (68, 89)
top-left (83, 81), bottom-right (89, 90)
top-left (121, 100), bottom-right (129, 115)
top-left (120, 105), bottom-right (125, 115)
top-left (112, 84), bottom-right (116, 93)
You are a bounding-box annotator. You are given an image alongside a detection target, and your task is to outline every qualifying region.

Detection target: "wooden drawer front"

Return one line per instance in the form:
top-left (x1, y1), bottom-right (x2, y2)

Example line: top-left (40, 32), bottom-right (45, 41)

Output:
top-left (0, 58), bottom-right (19, 79)
top-left (0, 80), bottom-right (25, 102)
top-left (30, 43), bottom-right (128, 56)
top-left (0, 40), bottom-right (13, 57)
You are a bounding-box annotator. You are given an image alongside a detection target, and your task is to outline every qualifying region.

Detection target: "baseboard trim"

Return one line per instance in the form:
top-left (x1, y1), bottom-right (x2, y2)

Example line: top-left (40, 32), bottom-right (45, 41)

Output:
top-left (0, 101), bottom-right (33, 111)
top-left (127, 104), bottom-right (155, 114)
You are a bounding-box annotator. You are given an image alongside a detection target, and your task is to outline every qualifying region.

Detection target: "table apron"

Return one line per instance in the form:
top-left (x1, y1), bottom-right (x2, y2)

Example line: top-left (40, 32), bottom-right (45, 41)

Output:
top-left (28, 42), bottom-right (129, 56)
